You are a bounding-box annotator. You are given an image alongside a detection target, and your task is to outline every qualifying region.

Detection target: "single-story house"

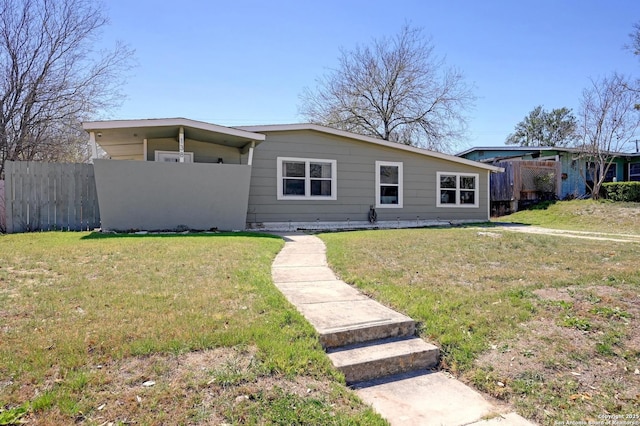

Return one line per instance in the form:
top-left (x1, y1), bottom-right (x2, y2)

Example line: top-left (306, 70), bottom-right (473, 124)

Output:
top-left (457, 146), bottom-right (640, 202)
top-left (82, 118), bottom-right (503, 231)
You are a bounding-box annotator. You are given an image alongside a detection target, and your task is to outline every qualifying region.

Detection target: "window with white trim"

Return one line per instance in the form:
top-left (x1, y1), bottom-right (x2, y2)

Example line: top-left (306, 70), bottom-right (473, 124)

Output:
top-left (155, 150), bottom-right (194, 163)
top-left (629, 163), bottom-right (640, 181)
top-left (277, 157), bottom-right (337, 200)
top-left (437, 172), bottom-right (479, 208)
top-left (375, 161), bottom-right (403, 208)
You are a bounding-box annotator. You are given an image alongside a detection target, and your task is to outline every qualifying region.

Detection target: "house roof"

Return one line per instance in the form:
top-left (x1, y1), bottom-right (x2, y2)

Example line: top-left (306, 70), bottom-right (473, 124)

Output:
top-left (457, 145), bottom-right (640, 160)
top-left (236, 123), bottom-right (503, 172)
top-left (456, 146), bottom-right (583, 157)
top-left (82, 118), bottom-right (265, 158)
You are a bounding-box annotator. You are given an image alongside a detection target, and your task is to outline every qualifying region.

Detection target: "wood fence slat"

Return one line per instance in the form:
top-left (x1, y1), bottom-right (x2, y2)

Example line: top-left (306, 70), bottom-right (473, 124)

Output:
top-left (26, 162), bottom-right (34, 230)
top-left (88, 164), bottom-right (100, 229)
top-left (79, 164), bottom-right (88, 230)
top-left (5, 162), bottom-right (14, 233)
top-left (44, 164), bottom-right (53, 230)
top-left (52, 163), bottom-right (61, 230)
top-left (48, 164), bottom-right (59, 230)
top-left (89, 165), bottom-right (102, 228)
top-left (60, 164), bottom-right (70, 230)
top-left (14, 162), bottom-right (28, 232)
top-left (32, 162), bottom-right (45, 231)
top-left (25, 162), bottom-right (32, 230)
top-left (35, 163), bottom-right (45, 230)
top-left (67, 164), bottom-right (75, 230)
top-left (72, 163), bottom-right (83, 230)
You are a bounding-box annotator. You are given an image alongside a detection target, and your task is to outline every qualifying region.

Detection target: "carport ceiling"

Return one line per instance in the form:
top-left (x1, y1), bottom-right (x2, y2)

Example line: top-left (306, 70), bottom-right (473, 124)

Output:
top-left (82, 118), bottom-right (265, 149)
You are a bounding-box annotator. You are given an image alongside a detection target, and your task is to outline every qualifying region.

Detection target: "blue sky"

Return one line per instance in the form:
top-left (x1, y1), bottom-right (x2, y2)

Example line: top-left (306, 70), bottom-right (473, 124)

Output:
top-left (101, 0), bottom-right (640, 151)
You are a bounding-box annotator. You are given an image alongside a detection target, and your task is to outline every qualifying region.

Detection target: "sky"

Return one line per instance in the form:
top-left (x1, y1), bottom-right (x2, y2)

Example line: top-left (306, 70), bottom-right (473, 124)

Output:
top-left (100, 0), bottom-right (640, 152)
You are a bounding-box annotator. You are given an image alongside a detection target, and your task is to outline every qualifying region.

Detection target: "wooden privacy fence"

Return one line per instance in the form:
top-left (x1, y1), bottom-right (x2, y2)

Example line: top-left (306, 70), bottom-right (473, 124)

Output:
top-left (490, 160), bottom-right (562, 216)
top-left (491, 160), bottom-right (561, 202)
top-left (4, 161), bottom-right (100, 233)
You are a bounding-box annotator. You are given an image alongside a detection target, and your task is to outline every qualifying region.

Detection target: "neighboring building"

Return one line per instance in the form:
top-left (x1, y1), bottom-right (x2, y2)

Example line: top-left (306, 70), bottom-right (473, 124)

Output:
top-left (457, 146), bottom-right (640, 214)
top-left (82, 118), bottom-right (502, 231)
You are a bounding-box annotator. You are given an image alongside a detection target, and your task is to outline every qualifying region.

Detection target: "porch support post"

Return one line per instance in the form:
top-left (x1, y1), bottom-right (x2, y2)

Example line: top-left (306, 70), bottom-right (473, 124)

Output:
top-left (247, 141), bottom-right (255, 166)
top-left (89, 131), bottom-right (98, 161)
top-left (179, 126), bottom-right (185, 163)
top-left (143, 138), bottom-right (148, 161)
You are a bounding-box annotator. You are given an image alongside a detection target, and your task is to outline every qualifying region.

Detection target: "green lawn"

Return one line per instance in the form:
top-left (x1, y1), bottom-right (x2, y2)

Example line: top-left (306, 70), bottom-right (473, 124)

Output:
top-left (320, 214), bottom-right (640, 425)
top-left (495, 199), bottom-right (640, 234)
top-left (0, 232), bottom-right (385, 425)
top-left (4, 200), bottom-right (638, 425)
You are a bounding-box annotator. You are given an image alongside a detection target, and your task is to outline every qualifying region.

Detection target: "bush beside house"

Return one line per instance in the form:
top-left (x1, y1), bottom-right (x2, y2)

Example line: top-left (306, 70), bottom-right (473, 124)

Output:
top-left (603, 181), bottom-right (640, 202)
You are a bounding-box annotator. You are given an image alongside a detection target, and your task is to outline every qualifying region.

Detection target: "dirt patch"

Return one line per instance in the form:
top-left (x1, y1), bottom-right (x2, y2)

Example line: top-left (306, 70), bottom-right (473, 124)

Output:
top-left (533, 288), bottom-right (574, 302)
top-left (22, 347), bottom-right (345, 425)
top-left (533, 285), bottom-right (623, 303)
top-left (473, 283), bottom-right (640, 423)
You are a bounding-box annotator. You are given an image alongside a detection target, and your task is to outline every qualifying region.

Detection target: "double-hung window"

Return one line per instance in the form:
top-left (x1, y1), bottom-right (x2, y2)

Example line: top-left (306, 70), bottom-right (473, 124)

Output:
top-left (277, 157), bottom-right (337, 200)
top-left (630, 163), bottom-right (640, 181)
top-left (437, 172), bottom-right (479, 207)
top-left (375, 161), bottom-right (403, 208)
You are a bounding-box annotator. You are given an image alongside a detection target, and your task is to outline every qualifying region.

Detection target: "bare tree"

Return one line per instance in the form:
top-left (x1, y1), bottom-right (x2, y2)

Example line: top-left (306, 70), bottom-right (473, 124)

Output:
top-left (0, 0), bottom-right (133, 178)
top-left (627, 21), bottom-right (640, 109)
top-left (299, 25), bottom-right (475, 152)
top-left (630, 21), bottom-right (640, 58)
top-left (577, 73), bottom-right (640, 198)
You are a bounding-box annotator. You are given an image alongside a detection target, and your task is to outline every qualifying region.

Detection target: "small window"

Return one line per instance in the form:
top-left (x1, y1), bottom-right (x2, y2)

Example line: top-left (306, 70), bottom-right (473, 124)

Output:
top-left (277, 157), bottom-right (337, 200)
top-left (376, 161), bottom-right (403, 208)
top-left (630, 163), bottom-right (640, 182)
top-left (604, 164), bottom-right (617, 182)
top-left (586, 162), bottom-right (617, 182)
top-left (155, 150), bottom-right (194, 163)
top-left (437, 172), bottom-right (479, 208)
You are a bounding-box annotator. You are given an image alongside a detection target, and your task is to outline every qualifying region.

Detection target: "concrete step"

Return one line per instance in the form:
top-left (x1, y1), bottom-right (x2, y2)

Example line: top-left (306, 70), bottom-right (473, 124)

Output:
top-left (318, 315), bottom-right (416, 349)
top-left (327, 336), bottom-right (439, 384)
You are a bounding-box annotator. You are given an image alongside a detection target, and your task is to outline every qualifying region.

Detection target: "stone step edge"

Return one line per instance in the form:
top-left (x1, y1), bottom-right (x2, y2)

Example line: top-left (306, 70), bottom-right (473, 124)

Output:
top-left (327, 336), bottom-right (440, 384)
top-left (318, 319), bottom-right (416, 349)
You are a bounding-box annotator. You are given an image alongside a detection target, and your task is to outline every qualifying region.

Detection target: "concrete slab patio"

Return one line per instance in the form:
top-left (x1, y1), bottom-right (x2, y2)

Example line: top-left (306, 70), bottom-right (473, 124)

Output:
top-left (271, 232), bottom-right (536, 426)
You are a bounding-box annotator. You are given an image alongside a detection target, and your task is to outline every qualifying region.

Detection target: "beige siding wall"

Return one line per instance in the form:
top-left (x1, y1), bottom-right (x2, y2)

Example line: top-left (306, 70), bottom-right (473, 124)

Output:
top-left (147, 138), bottom-right (248, 164)
top-left (248, 130), bottom-right (491, 224)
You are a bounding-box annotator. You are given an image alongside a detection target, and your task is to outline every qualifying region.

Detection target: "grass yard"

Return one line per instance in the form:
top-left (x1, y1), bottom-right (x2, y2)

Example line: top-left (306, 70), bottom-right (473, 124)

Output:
top-left (320, 206), bottom-right (640, 425)
top-left (496, 199), bottom-right (640, 234)
top-left (0, 232), bottom-right (385, 425)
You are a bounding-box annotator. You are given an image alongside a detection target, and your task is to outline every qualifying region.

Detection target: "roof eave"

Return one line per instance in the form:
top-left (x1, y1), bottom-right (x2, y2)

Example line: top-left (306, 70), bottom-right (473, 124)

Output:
top-left (83, 118), bottom-right (266, 141)
top-left (236, 123), bottom-right (503, 173)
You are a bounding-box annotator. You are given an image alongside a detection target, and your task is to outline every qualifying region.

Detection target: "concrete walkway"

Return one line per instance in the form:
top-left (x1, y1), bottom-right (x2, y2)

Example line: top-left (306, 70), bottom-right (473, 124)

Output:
top-left (492, 223), bottom-right (640, 243)
top-left (271, 233), bottom-right (536, 426)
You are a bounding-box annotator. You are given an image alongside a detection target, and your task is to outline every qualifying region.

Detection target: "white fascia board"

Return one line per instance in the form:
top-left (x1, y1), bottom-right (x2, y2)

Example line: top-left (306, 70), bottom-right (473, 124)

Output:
top-left (82, 118), bottom-right (266, 141)
top-left (456, 146), bottom-right (586, 157)
top-left (236, 123), bottom-right (503, 173)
